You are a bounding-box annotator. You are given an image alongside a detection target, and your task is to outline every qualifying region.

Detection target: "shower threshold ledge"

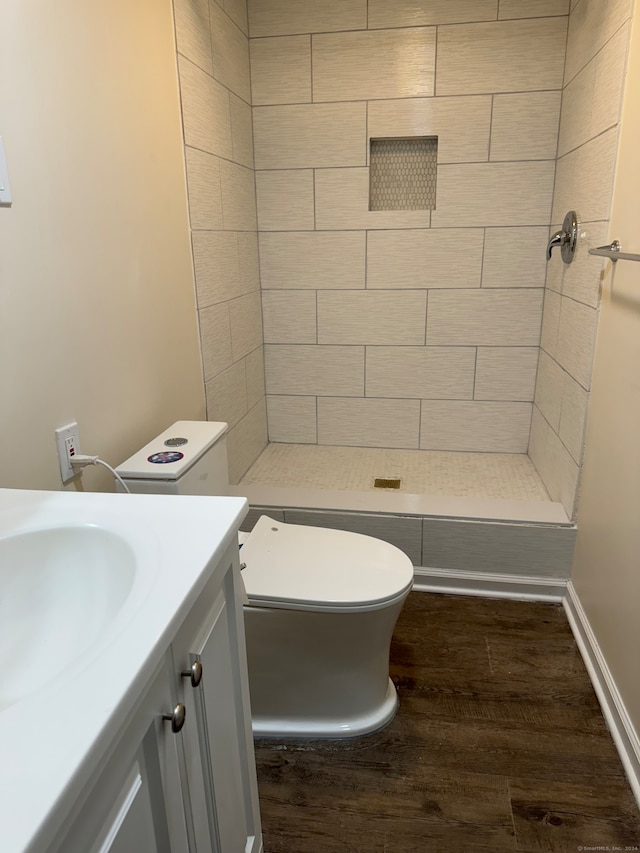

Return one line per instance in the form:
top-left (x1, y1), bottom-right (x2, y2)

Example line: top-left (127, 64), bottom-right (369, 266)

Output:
top-left (228, 483), bottom-right (570, 526)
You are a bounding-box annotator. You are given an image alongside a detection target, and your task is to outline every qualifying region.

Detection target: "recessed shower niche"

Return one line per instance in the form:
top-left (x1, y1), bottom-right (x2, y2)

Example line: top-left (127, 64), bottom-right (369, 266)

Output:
top-left (369, 136), bottom-right (438, 211)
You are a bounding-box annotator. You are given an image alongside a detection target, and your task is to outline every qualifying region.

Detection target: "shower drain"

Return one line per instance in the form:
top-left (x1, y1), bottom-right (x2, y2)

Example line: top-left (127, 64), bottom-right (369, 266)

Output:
top-left (373, 477), bottom-right (402, 489)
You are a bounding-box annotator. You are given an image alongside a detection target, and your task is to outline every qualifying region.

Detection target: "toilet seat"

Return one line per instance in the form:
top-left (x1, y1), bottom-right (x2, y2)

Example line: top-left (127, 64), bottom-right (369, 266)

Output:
top-left (240, 515), bottom-right (414, 613)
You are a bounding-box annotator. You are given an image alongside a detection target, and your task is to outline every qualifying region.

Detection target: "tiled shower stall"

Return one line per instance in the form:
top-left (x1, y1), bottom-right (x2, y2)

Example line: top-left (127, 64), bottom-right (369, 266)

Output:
top-left (172, 0), bottom-right (632, 523)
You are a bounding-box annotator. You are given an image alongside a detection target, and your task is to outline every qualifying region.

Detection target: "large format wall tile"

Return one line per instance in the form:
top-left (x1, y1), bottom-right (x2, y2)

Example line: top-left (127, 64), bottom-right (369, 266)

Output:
top-left (564, 0), bottom-right (632, 83)
top-left (315, 168), bottom-right (431, 230)
top-left (237, 232), bottom-right (260, 292)
top-left (174, 0), bottom-right (212, 73)
top-left (366, 346), bottom-right (475, 399)
top-left (250, 36), bottom-right (311, 105)
top-left (248, 0), bottom-right (367, 37)
top-left (427, 290), bottom-right (543, 346)
top-left (185, 148), bottom-right (223, 230)
top-left (499, 0), bottom-right (570, 18)
top-left (245, 346), bottom-right (265, 409)
top-left (421, 517), bottom-right (575, 578)
top-left (205, 359), bottom-right (247, 428)
top-left (253, 102), bottom-right (366, 169)
top-left (227, 399), bottom-right (268, 484)
top-left (246, 0), bottom-right (578, 457)
top-left (549, 221), bottom-right (608, 309)
top-left (219, 160), bottom-right (257, 229)
top-left (559, 24), bottom-right (629, 156)
top-left (367, 97), bottom-right (492, 164)
top-left (369, 0), bottom-right (498, 29)
top-left (223, 0), bottom-right (248, 34)
top-left (318, 291), bottom-right (427, 345)
top-left (482, 227), bottom-right (548, 288)
top-left (229, 92), bottom-right (254, 168)
top-left (176, 0), bottom-right (265, 481)
top-left (264, 345), bottom-right (365, 396)
top-left (192, 231), bottom-right (244, 306)
top-left (318, 397), bottom-right (421, 448)
top-left (367, 229), bottom-right (484, 289)
top-left (210, 1), bottom-right (251, 102)
top-left (559, 371), bottom-right (589, 464)
top-left (555, 297), bottom-right (598, 389)
top-left (431, 162), bottom-right (555, 228)
top-left (552, 129), bottom-right (618, 223)
top-left (262, 290), bottom-right (317, 343)
top-left (200, 302), bottom-right (232, 381)
top-left (420, 400), bottom-right (532, 452)
top-left (490, 92), bottom-right (562, 161)
top-left (256, 170), bottom-right (315, 230)
top-left (178, 56), bottom-right (233, 158)
top-left (266, 395), bottom-right (317, 443)
top-left (313, 29), bottom-right (436, 102)
top-left (534, 350), bottom-right (565, 430)
top-left (528, 407), bottom-right (579, 517)
top-left (259, 232), bottom-right (366, 290)
top-left (436, 18), bottom-right (567, 95)
top-left (540, 289), bottom-right (561, 359)
top-left (475, 347), bottom-right (538, 401)
top-left (229, 292), bottom-right (263, 360)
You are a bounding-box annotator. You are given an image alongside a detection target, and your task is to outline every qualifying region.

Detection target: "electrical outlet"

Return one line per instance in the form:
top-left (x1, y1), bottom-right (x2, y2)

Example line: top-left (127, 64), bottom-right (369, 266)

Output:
top-left (55, 422), bottom-right (81, 482)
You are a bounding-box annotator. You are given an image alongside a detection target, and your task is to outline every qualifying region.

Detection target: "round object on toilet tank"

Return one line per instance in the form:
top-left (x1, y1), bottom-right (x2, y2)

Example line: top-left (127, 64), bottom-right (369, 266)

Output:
top-left (147, 451), bottom-right (184, 464)
top-left (164, 437), bottom-right (188, 447)
top-left (115, 421), bottom-right (228, 480)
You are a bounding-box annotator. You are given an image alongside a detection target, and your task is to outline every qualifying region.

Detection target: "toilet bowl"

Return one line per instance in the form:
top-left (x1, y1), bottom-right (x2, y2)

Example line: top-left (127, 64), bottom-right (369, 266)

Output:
top-left (116, 421), bottom-right (414, 738)
top-left (240, 514), bottom-right (413, 737)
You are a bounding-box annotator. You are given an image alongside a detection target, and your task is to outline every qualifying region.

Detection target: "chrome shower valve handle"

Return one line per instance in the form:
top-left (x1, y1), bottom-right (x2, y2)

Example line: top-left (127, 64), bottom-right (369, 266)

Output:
top-left (547, 210), bottom-right (578, 264)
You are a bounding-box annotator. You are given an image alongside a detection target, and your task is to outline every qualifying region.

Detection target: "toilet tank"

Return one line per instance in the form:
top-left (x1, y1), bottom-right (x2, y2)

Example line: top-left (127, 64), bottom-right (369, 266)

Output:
top-left (115, 421), bottom-right (229, 496)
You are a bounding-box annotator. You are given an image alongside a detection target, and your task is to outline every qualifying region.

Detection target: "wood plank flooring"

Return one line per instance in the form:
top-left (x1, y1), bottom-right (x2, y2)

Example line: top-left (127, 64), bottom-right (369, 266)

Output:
top-left (254, 592), bottom-right (640, 852)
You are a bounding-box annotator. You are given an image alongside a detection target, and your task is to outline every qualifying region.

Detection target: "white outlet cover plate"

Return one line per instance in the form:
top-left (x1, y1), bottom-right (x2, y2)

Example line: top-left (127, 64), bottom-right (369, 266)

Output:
top-left (55, 422), bottom-right (80, 482)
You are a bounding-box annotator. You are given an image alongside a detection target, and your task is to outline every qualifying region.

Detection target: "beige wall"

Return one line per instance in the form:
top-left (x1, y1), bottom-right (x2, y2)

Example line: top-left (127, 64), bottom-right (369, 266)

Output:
top-left (174, 0), bottom-right (267, 484)
top-left (530, 0), bottom-right (633, 517)
top-left (571, 0), bottom-right (640, 764)
top-left (250, 0), bottom-right (568, 452)
top-left (0, 0), bottom-right (205, 491)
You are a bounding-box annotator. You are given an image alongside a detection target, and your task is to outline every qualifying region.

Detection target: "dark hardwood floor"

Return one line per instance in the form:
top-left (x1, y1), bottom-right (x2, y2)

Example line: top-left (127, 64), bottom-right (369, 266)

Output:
top-left (254, 592), bottom-right (640, 852)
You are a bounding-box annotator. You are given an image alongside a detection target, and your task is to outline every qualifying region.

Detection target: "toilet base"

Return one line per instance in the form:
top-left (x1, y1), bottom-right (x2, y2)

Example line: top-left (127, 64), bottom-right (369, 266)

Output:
top-left (251, 677), bottom-right (399, 740)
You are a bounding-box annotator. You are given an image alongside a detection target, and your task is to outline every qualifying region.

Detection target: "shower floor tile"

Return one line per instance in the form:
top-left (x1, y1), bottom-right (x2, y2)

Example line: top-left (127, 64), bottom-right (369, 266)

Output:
top-left (240, 444), bottom-right (550, 502)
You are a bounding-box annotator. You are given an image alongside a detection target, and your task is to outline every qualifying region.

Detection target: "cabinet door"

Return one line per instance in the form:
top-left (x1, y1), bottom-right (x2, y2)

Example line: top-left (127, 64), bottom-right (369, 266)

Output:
top-left (49, 661), bottom-right (190, 853)
top-left (174, 550), bottom-right (261, 853)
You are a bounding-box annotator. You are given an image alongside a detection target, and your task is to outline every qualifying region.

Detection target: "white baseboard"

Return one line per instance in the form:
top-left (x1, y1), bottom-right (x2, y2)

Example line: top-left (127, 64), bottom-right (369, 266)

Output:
top-left (563, 581), bottom-right (640, 808)
top-left (413, 566), bottom-right (566, 602)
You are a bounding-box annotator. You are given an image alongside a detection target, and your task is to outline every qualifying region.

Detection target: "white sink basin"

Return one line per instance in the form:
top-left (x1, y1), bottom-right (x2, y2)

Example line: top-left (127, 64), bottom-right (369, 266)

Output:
top-left (0, 525), bottom-right (136, 710)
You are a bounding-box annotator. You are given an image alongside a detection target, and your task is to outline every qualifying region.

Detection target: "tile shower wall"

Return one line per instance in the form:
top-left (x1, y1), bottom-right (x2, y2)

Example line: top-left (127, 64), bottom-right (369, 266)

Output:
top-left (250, 0), bottom-right (569, 454)
top-left (530, 0), bottom-right (633, 517)
top-left (173, 0), bottom-right (267, 483)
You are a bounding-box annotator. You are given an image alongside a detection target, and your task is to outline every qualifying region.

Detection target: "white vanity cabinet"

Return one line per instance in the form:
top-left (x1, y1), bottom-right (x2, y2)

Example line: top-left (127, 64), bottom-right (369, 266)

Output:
top-left (46, 539), bottom-right (262, 853)
top-left (48, 656), bottom-right (191, 853)
top-left (171, 541), bottom-right (262, 853)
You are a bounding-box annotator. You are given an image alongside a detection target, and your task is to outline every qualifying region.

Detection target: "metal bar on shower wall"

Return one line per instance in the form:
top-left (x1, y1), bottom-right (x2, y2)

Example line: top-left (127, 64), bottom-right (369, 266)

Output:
top-left (588, 240), bottom-right (640, 261)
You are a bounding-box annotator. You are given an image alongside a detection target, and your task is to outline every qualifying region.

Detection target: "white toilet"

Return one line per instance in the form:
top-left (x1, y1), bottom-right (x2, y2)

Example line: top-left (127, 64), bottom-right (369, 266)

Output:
top-left (116, 421), bottom-right (414, 739)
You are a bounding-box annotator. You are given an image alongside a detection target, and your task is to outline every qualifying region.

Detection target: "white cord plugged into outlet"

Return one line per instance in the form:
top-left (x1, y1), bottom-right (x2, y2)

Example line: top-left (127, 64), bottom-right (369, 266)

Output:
top-left (70, 455), bottom-right (131, 494)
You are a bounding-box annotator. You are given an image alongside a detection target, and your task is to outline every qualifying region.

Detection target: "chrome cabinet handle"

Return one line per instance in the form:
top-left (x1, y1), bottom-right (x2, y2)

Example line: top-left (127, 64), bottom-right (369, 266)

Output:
top-left (181, 660), bottom-right (203, 688)
top-left (163, 703), bottom-right (186, 734)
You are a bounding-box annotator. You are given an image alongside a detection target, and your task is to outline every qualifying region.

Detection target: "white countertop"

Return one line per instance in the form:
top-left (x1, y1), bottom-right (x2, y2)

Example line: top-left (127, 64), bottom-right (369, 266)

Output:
top-left (0, 488), bottom-right (247, 853)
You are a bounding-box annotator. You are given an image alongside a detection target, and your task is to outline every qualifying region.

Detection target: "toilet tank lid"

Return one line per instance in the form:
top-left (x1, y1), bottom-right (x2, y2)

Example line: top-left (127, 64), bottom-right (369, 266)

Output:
top-left (115, 421), bottom-right (228, 480)
top-left (240, 515), bottom-right (414, 609)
